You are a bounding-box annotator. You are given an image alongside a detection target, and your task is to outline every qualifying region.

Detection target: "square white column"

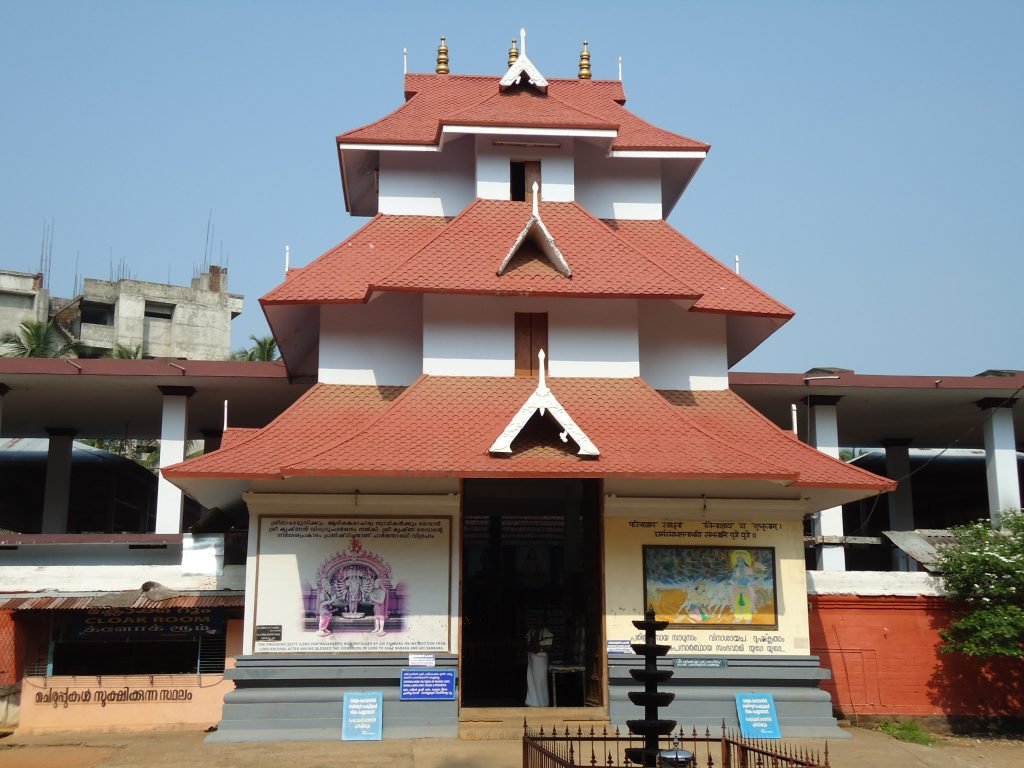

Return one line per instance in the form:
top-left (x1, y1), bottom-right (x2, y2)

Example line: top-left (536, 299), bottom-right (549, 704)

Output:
top-left (978, 399), bottom-right (1020, 526)
top-left (156, 386), bottom-right (195, 534)
top-left (804, 395), bottom-right (846, 571)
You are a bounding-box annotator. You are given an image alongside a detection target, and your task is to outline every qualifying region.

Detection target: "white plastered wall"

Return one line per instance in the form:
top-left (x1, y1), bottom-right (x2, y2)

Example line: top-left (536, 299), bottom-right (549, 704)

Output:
top-left (378, 136), bottom-right (476, 216)
top-left (638, 301), bottom-right (728, 390)
top-left (422, 294), bottom-right (639, 377)
top-left (319, 293), bottom-right (423, 385)
top-left (475, 135), bottom-right (574, 202)
top-left (574, 140), bottom-right (662, 220)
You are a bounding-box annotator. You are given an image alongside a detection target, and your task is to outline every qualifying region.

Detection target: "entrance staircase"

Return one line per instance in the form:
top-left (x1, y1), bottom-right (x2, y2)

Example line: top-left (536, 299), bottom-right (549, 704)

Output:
top-left (459, 706), bottom-right (609, 740)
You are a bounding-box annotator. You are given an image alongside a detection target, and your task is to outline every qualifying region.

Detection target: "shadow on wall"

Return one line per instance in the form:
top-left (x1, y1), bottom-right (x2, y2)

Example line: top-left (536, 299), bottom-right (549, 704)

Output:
top-left (924, 604), bottom-right (1024, 734)
top-left (808, 595), bottom-right (1023, 730)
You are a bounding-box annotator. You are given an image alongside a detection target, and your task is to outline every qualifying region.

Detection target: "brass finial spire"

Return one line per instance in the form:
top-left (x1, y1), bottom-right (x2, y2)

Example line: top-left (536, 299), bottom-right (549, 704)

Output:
top-left (578, 40), bottom-right (591, 79)
top-left (508, 38), bottom-right (519, 68)
top-left (436, 36), bottom-right (449, 75)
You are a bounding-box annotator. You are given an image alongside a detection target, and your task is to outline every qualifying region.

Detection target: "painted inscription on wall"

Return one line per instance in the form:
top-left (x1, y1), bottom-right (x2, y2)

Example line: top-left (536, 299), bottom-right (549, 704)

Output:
top-left (35, 687), bottom-right (195, 708)
top-left (628, 520), bottom-right (781, 541)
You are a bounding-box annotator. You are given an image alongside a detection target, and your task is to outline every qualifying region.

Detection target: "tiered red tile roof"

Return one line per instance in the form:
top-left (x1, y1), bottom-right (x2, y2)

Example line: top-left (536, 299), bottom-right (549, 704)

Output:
top-left (166, 376), bottom-right (892, 492)
top-left (379, 200), bottom-right (698, 298)
top-left (262, 201), bottom-right (789, 315)
top-left (607, 220), bottom-right (794, 318)
top-left (338, 74), bottom-right (709, 152)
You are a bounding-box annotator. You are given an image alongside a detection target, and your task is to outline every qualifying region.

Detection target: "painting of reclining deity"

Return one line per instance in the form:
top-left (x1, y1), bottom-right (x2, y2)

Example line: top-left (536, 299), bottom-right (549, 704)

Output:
top-left (642, 545), bottom-right (778, 629)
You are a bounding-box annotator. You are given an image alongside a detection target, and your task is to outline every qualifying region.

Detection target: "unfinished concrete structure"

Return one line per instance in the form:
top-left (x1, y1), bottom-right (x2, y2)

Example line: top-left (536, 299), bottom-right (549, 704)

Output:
top-left (0, 266), bottom-right (243, 360)
top-left (0, 271), bottom-right (49, 332)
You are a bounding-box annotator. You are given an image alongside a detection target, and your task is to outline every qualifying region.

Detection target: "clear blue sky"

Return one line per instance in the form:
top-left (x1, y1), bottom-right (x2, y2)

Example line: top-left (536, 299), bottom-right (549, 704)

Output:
top-left (2, 1), bottom-right (1021, 375)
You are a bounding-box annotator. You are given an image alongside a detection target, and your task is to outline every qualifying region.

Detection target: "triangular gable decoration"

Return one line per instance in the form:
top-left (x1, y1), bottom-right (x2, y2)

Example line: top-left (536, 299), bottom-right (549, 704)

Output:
top-left (499, 28), bottom-right (548, 93)
top-left (489, 350), bottom-right (599, 457)
top-left (497, 184), bottom-right (572, 278)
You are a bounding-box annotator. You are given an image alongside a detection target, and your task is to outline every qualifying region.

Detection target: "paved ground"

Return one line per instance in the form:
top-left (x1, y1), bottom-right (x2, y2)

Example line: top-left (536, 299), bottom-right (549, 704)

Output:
top-left (1, 726), bottom-right (1023, 768)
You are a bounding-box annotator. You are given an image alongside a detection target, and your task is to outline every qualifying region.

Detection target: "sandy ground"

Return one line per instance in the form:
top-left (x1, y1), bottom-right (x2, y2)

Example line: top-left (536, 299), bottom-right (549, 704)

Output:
top-left (1, 727), bottom-right (1023, 768)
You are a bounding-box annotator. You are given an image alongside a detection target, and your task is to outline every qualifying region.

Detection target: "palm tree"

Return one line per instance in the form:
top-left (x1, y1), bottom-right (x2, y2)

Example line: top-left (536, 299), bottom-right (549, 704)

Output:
top-left (0, 319), bottom-right (83, 358)
top-left (231, 334), bottom-right (279, 362)
top-left (106, 343), bottom-right (143, 359)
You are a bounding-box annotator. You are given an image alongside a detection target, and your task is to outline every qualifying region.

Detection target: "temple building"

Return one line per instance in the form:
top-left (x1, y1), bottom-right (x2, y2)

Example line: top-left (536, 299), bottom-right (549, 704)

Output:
top-left (160, 35), bottom-right (899, 741)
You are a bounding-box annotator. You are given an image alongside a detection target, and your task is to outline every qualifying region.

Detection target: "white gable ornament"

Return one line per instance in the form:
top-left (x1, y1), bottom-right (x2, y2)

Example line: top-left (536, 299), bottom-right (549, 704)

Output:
top-left (497, 183), bottom-right (572, 278)
top-left (489, 350), bottom-right (599, 457)
top-left (499, 28), bottom-right (548, 93)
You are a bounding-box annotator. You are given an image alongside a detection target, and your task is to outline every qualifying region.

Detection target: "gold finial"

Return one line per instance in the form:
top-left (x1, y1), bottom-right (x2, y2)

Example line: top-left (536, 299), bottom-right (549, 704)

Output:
top-left (578, 40), bottom-right (592, 79)
top-left (508, 38), bottom-right (519, 68)
top-left (436, 35), bottom-right (449, 75)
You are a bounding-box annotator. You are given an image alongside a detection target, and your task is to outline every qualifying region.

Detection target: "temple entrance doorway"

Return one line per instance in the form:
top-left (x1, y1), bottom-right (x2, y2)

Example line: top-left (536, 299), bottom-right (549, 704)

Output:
top-left (460, 478), bottom-right (604, 708)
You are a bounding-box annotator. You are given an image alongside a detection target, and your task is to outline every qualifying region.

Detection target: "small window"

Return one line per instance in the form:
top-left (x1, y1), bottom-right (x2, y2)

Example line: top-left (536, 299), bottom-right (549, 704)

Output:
top-left (510, 161), bottom-right (541, 203)
top-left (0, 291), bottom-right (33, 310)
top-left (515, 312), bottom-right (548, 376)
top-left (81, 300), bottom-right (115, 326)
top-left (144, 301), bottom-right (175, 320)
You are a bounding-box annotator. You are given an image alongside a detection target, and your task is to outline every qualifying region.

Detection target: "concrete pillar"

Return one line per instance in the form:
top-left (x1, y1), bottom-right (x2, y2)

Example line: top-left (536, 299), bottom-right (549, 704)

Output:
top-left (977, 398), bottom-right (1020, 526)
top-left (201, 428), bottom-right (223, 454)
top-left (882, 439), bottom-right (915, 571)
top-left (804, 396), bottom-right (846, 571)
top-left (156, 386), bottom-right (195, 534)
top-left (41, 428), bottom-right (76, 533)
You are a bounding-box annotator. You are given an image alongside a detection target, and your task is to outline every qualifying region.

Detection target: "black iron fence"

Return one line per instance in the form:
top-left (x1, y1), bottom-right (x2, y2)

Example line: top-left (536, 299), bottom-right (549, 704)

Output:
top-left (523, 722), bottom-right (829, 768)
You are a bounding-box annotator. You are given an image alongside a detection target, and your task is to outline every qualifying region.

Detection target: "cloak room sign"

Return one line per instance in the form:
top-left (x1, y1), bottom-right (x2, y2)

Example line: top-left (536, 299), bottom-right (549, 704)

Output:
top-left (69, 608), bottom-right (224, 639)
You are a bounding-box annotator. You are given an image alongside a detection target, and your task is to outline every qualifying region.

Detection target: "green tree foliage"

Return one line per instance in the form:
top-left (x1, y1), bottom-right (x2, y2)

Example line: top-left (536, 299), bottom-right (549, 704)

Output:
top-left (0, 319), bottom-right (83, 358)
top-left (106, 343), bottom-right (142, 359)
top-left (230, 334), bottom-right (279, 362)
top-left (935, 511), bottom-right (1024, 658)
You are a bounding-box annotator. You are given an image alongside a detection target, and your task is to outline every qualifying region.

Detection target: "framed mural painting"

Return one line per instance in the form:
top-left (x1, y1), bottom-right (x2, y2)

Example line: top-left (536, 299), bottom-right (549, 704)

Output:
top-left (642, 545), bottom-right (778, 629)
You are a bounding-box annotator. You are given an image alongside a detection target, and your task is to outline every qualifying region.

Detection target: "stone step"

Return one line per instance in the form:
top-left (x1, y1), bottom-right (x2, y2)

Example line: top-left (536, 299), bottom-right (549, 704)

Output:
top-left (459, 706), bottom-right (610, 740)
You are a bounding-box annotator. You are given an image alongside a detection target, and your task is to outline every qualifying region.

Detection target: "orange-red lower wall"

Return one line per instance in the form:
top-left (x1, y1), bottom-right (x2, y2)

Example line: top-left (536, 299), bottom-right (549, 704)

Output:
top-left (809, 595), bottom-right (1022, 719)
top-left (14, 618), bottom-right (242, 733)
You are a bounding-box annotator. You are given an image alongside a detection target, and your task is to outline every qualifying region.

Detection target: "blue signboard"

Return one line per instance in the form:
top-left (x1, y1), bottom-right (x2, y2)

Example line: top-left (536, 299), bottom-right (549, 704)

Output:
top-left (735, 693), bottom-right (781, 739)
top-left (342, 691), bottom-right (383, 741)
top-left (400, 669), bottom-right (456, 701)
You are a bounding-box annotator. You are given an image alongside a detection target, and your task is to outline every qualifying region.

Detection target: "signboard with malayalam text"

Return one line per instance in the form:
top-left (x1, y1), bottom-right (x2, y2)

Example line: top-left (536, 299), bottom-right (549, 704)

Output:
top-left (735, 693), bottom-right (781, 739)
top-left (342, 691), bottom-right (383, 741)
top-left (399, 669), bottom-right (456, 701)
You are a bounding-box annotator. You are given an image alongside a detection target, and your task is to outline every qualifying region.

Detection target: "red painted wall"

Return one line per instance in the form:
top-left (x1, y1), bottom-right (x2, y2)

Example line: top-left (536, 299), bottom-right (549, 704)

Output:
top-left (808, 595), bottom-right (1022, 718)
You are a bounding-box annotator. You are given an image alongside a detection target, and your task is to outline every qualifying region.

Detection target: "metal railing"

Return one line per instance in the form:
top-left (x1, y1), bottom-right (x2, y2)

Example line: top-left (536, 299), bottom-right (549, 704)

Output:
top-left (523, 722), bottom-right (829, 768)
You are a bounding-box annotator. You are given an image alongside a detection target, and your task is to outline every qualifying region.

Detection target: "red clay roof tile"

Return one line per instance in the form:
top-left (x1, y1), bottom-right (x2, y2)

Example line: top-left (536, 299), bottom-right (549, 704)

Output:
top-left (606, 219), bottom-right (793, 318)
top-left (377, 200), bottom-right (699, 298)
top-left (339, 74), bottom-right (708, 152)
top-left (261, 203), bottom-right (785, 313)
top-left (169, 384), bottom-right (402, 477)
top-left (166, 377), bottom-right (892, 493)
top-left (262, 215), bottom-right (449, 305)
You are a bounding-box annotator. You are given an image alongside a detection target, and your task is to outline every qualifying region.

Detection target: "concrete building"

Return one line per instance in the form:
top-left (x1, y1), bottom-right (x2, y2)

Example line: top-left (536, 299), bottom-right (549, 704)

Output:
top-left (0, 265), bottom-right (243, 360)
top-left (0, 271), bottom-right (49, 332)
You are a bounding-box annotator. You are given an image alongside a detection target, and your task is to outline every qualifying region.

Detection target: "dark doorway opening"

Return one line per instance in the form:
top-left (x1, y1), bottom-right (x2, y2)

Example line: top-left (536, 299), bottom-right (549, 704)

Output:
top-left (461, 478), bottom-right (603, 708)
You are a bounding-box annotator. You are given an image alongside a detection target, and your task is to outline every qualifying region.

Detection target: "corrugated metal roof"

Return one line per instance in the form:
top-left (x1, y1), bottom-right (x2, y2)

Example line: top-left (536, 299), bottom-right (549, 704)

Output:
top-left (883, 529), bottom-right (955, 572)
top-left (0, 593), bottom-right (244, 610)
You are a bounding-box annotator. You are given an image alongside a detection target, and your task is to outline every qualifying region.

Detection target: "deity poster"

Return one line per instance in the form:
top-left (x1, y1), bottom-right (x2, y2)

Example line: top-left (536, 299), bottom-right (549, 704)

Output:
top-left (642, 545), bottom-right (778, 629)
top-left (254, 516), bottom-right (452, 653)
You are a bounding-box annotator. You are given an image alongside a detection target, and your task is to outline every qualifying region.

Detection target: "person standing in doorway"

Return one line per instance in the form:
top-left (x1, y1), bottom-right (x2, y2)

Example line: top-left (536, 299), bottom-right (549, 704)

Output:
top-left (525, 612), bottom-right (553, 706)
